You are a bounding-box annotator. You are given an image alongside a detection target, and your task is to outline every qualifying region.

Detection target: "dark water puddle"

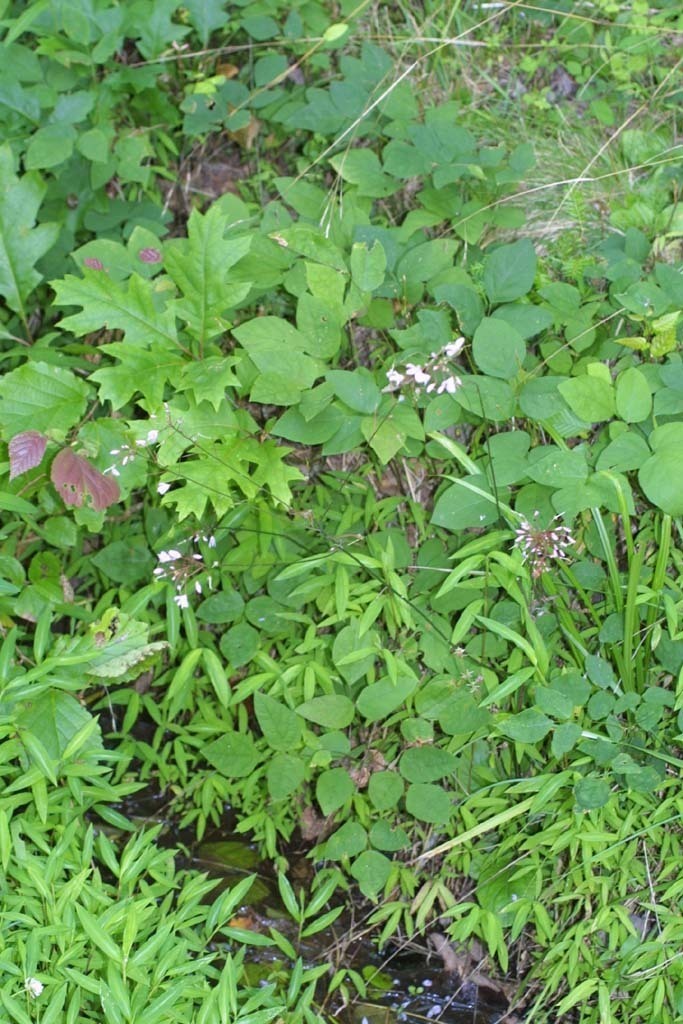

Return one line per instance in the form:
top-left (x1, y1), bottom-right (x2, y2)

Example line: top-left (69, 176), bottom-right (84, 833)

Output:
top-left (116, 790), bottom-right (503, 1024)
top-left (190, 834), bottom-right (505, 1024)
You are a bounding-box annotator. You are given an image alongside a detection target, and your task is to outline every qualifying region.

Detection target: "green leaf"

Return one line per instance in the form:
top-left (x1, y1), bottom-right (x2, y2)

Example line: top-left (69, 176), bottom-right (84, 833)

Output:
top-left (472, 317), bottom-right (525, 379)
top-left (574, 776), bottom-right (611, 810)
top-left (267, 753), bottom-right (305, 800)
top-left (431, 474), bottom-right (500, 531)
top-left (369, 820), bottom-right (409, 851)
top-left (220, 623), bottom-right (260, 667)
top-left (53, 271), bottom-right (178, 349)
top-left (482, 239), bottom-right (537, 304)
top-left (0, 146), bottom-right (59, 319)
top-left (399, 746), bottom-right (457, 783)
top-left (405, 783), bottom-right (452, 824)
top-left (196, 590), bottom-right (244, 624)
top-left (254, 692), bottom-right (302, 752)
top-left (0, 361), bottom-right (89, 439)
top-left (317, 767), bottom-right (354, 814)
top-left (75, 905), bottom-right (122, 963)
top-left (496, 709), bottom-right (553, 743)
top-left (329, 149), bottom-right (397, 198)
top-left (551, 722), bottom-right (582, 757)
top-left (326, 369), bottom-right (381, 413)
top-left (350, 240), bottom-right (386, 291)
top-left (615, 367), bottom-right (652, 422)
top-left (639, 449), bottom-right (683, 514)
top-left (368, 771), bottom-right (404, 811)
top-left (324, 821), bottom-right (367, 859)
top-left (350, 850), bottom-right (392, 899)
top-left (164, 206), bottom-right (251, 342)
top-left (558, 375), bottom-right (615, 422)
top-left (204, 732), bottom-right (260, 777)
top-left (92, 538), bottom-right (154, 585)
top-left (25, 123), bottom-right (76, 169)
top-left (234, 316), bottom-right (322, 390)
top-left (357, 672), bottom-right (418, 721)
top-left (296, 695), bottom-right (355, 728)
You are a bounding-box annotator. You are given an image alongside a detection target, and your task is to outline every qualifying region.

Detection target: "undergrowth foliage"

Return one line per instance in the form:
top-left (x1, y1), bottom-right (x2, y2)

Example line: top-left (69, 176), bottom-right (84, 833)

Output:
top-left (1, 1), bottom-right (683, 1022)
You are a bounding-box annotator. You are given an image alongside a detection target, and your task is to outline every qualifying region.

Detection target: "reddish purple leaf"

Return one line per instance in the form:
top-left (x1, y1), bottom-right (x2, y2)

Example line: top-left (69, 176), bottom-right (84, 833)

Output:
top-left (84, 257), bottom-right (105, 271)
top-left (9, 431), bottom-right (48, 480)
top-left (51, 448), bottom-right (120, 511)
top-left (138, 247), bottom-right (162, 264)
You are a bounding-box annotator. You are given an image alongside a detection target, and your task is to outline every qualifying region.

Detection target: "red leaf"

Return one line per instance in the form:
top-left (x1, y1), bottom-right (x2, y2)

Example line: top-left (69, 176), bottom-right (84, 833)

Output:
top-left (9, 431), bottom-right (48, 480)
top-left (51, 448), bottom-right (120, 511)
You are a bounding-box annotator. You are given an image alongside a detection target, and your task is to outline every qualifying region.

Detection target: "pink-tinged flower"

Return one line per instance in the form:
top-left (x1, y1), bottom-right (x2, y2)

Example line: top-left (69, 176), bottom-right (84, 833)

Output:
top-left (84, 257), bottom-right (105, 271)
top-left (514, 512), bottom-right (575, 578)
top-left (138, 247), bottom-right (162, 264)
top-left (444, 337), bottom-right (465, 358)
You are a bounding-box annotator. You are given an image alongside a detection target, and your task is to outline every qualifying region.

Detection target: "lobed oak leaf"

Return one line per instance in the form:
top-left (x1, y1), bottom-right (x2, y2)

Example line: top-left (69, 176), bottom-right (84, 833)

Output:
top-left (51, 448), bottom-right (120, 511)
top-left (9, 430), bottom-right (48, 479)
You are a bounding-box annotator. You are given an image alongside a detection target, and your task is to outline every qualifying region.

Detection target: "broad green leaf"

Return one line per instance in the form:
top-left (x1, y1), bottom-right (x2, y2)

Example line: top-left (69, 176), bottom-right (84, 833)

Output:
top-left (639, 449), bottom-right (683, 515)
top-left (234, 316), bottom-right (322, 388)
top-left (399, 747), bottom-right (457, 783)
top-left (324, 821), bottom-right (367, 860)
top-left (357, 672), bottom-right (418, 721)
top-left (350, 850), bottom-right (392, 899)
top-left (317, 767), bottom-right (354, 815)
top-left (431, 474), bottom-right (500, 531)
top-left (329, 149), bottom-right (397, 198)
top-left (615, 367), bottom-right (652, 423)
top-left (327, 369), bottom-right (380, 413)
top-left (164, 205), bottom-right (252, 342)
top-left (472, 317), bottom-right (525, 379)
top-left (482, 239), bottom-right (537, 304)
top-left (0, 361), bottom-right (89, 439)
top-left (254, 692), bottom-right (302, 751)
top-left (204, 732), bottom-right (260, 777)
top-left (496, 709), bottom-right (552, 743)
top-left (368, 771), bottom-right (404, 811)
top-left (25, 123), bottom-right (76, 168)
top-left (0, 146), bottom-right (59, 319)
top-left (296, 695), bottom-right (355, 728)
top-left (350, 240), bottom-right (386, 291)
top-left (558, 375), bottom-right (615, 422)
top-left (574, 776), bottom-right (611, 810)
top-left (267, 753), bottom-right (305, 800)
top-left (53, 271), bottom-right (178, 348)
top-left (405, 783), bottom-right (452, 824)
top-left (17, 688), bottom-right (102, 761)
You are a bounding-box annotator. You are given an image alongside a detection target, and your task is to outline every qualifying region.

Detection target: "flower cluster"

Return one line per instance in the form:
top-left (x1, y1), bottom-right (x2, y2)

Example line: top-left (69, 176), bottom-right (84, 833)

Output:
top-left (153, 534), bottom-right (217, 607)
top-left (384, 338), bottom-right (465, 397)
top-left (514, 512), bottom-right (575, 578)
top-left (105, 427), bottom-right (160, 478)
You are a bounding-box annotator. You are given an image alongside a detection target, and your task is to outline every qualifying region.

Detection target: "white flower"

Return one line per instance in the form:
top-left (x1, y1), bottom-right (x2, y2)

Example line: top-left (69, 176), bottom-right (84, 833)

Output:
top-left (174, 593), bottom-right (189, 609)
top-left (194, 580), bottom-right (203, 594)
top-left (437, 375), bottom-right (461, 395)
top-left (25, 978), bottom-right (43, 999)
top-left (157, 481), bottom-right (171, 495)
top-left (146, 429), bottom-right (159, 444)
top-left (158, 549), bottom-right (182, 563)
top-left (103, 465), bottom-right (120, 477)
top-left (444, 337), bottom-right (465, 358)
top-left (405, 363), bottom-right (431, 385)
top-left (384, 367), bottom-right (405, 391)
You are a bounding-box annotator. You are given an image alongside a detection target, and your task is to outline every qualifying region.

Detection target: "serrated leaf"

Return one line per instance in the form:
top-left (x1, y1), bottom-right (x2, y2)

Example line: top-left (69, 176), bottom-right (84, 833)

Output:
top-left (0, 361), bottom-right (90, 440)
top-left (53, 271), bottom-right (178, 348)
top-left (51, 449), bottom-right (120, 511)
top-left (8, 430), bottom-right (47, 479)
top-left (164, 205), bottom-right (252, 343)
top-left (0, 146), bottom-right (59, 319)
